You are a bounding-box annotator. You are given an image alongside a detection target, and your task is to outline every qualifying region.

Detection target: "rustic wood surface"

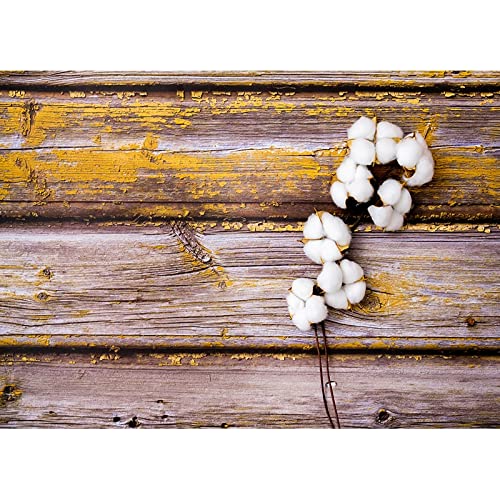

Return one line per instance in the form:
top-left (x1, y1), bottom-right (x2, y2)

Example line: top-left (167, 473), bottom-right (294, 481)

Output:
top-left (0, 72), bottom-right (498, 428)
top-left (1, 351), bottom-right (498, 428)
top-left (0, 76), bottom-right (498, 221)
top-left (0, 223), bottom-right (497, 350)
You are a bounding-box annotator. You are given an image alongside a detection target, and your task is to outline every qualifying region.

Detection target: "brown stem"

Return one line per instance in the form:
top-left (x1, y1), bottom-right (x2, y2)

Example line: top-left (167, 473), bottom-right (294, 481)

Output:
top-left (313, 323), bottom-right (335, 429)
top-left (321, 322), bottom-right (341, 429)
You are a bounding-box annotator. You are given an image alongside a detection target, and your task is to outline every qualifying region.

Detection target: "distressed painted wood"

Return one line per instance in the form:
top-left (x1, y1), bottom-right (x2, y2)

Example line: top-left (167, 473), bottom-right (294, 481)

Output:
top-left (0, 351), bottom-right (498, 428)
top-left (0, 79), bottom-right (498, 221)
top-left (0, 222), bottom-right (497, 350)
top-left (0, 72), bottom-right (498, 429)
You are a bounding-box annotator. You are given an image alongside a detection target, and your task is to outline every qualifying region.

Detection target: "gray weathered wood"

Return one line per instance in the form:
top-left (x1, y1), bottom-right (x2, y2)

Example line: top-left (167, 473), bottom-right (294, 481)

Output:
top-left (0, 223), bottom-right (497, 350)
top-left (1, 352), bottom-right (498, 428)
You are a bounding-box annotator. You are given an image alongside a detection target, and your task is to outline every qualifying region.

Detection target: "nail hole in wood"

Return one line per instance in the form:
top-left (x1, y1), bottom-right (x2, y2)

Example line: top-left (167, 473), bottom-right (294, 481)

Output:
top-left (1, 384), bottom-right (22, 404)
top-left (220, 422), bottom-right (230, 429)
top-left (126, 416), bottom-right (141, 428)
top-left (376, 408), bottom-right (393, 425)
top-left (112, 416), bottom-right (121, 423)
top-left (465, 316), bottom-right (476, 327)
top-left (36, 291), bottom-right (49, 302)
top-left (40, 267), bottom-right (53, 279)
top-left (161, 415), bottom-right (169, 420)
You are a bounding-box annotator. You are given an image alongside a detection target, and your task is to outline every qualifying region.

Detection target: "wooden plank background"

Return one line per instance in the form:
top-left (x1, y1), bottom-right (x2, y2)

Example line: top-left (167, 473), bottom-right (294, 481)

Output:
top-left (0, 72), bottom-right (499, 428)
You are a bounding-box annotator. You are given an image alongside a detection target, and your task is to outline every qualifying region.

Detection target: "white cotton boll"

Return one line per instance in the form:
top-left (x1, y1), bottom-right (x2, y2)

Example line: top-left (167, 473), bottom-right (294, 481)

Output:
top-left (349, 138), bottom-right (376, 165)
top-left (385, 211), bottom-right (405, 231)
top-left (346, 178), bottom-right (374, 203)
top-left (330, 181), bottom-right (348, 209)
top-left (317, 262), bottom-right (343, 293)
top-left (347, 116), bottom-right (376, 140)
top-left (319, 238), bottom-right (342, 262)
top-left (286, 292), bottom-right (304, 316)
top-left (325, 288), bottom-right (349, 310)
top-left (340, 259), bottom-right (364, 284)
top-left (303, 213), bottom-right (325, 240)
top-left (337, 157), bottom-right (357, 183)
top-left (344, 280), bottom-right (366, 305)
top-left (292, 307), bottom-right (311, 331)
top-left (404, 150), bottom-right (434, 187)
top-left (291, 278), bottom-right (314, 301)
top-left (396, 136), bottom-right (424, 168)
top-left (367, 205), bottom-right (393, 228)
top-left (376, 121), bottom-right (404, 140)
top-left (320, 212), bottom-right (352, 248)
top-left (354, 164), bottom-right (373, 180)
top-left (375, 138), bottom-right (397, 164)
top-left (393, 188), bottom-right (412, 214)
top-left (305, 295), bottom-right (328, 324)
top-left (378, 178), bottom-right (403, 206)
top-left (303, 239), bottom-right (323, 264)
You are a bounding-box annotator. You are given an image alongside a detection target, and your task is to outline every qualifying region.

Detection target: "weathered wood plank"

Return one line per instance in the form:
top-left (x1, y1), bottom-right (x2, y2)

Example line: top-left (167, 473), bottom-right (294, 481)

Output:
top-left (0, 86), bottom-right (498, 221)
top-left (1, 351), bottom-right (497, 428)
top-left (1, 71), bottom-right (499, 88)
top-left (0, 223), bottom-right (497, 350)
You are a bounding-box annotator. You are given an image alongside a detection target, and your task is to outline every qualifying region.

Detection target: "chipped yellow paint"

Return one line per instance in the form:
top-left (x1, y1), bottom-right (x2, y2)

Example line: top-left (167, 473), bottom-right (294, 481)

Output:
top-left (8, 90), bottom-right (25, 98)
top-left (69, 91), bottom-right (86, 98)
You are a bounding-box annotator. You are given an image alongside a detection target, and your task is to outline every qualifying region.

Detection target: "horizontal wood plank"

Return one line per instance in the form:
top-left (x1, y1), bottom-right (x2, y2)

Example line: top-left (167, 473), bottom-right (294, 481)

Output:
top-left (0, 85), bottom-right (498, 221)
top-left (0, 223), bottom-right (497, 350)
top-left (1, 351), bottom-right (498, 428)
top-left (1, 71), bottom-right (499, 89)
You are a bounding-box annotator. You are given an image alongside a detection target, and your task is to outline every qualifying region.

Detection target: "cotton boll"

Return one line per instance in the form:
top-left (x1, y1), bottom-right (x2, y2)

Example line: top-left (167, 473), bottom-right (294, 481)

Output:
top-left (354, 164), bottom-right (373, 180)
top-left (385, 211), bottom-right (404, 231)
top-left (378, 179), bottom-right (403, 206)
top-left (344, 280), bottom-right (366, 305)
top-left (317, 262), bottom-right (343, 293)
top-left (376, 121), bottom-right (404, 140)
top-left (303, 213), bottom-right (325, 240)
top-left (325, 288), bottom-right (349, 310)
top-left (286, 292), bottom-right (304, 316)
top-left (319, 238), bottom-right (342, 262)
top-left (303, 239), bottom-right (323, 264)
top-left (347, 116), bottom-right (376, 140)
top-left (292, 307), bottom-right (311, 331)
top-left (330, 181), bottom-right (348, 209)
top-left (346, 178), bottom-right (374, 203)
top-left (393, 187), bottom-right (412, 214)
top-left (340, 259), bottom-right (364, 284)
top-left (375, 138), bottom-right (397, 164)
top-left (404, 150), bottom-right (434, 187)
top-left (305, 295), bottom-right (328, 324)
top-left (337, 157), bottom-right (357, 183)
top-left (320, 212), bottom-right (352, 248)
top-left (367, 205), bottom-right (393, 228)
top-left (349, 138), bottom-right (376, 165)
top-left (396, 136), bottom-right (424, 168)
top-left (291, 278), bottom-right (314, 301)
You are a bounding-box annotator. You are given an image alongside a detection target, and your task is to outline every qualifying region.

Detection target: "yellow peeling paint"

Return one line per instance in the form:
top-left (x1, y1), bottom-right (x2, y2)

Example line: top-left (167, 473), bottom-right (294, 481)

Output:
top-left (8, 90), bottom-right (25, 97)
top-left (69, 91), bottom-right (86, 98)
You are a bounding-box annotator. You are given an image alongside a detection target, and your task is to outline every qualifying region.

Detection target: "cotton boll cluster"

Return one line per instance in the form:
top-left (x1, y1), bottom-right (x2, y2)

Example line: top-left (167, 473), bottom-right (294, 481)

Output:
top-left (316, 259), bottom-right (366, 310)
top-left (287, 278), bottom-right (328, 331)
top-left (331, 116), bottom-right (435, 231)
top-left (367, 179), bottom-right (412, 231)
top-left (302, 212), bottom-right (352, 264)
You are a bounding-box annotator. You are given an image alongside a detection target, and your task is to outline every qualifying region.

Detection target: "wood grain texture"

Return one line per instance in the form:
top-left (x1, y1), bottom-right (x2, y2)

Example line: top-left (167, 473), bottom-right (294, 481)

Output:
top-left (0, 222), bottom-right (497, 350)
top-left (0, 72), bottom-right (498, 429)
top-left (0, 83), bottom-right (498, 221)
top-left (1, 71), bottom-right (499, 88)
top-left (1, 351), bottom-right (498, 428)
